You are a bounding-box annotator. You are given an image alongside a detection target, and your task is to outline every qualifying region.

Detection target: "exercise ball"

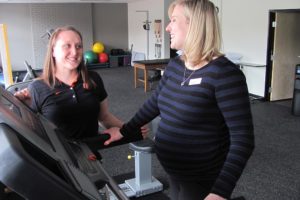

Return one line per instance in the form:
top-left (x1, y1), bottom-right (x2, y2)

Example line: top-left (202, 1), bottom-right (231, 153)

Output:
top-left (84, 50), bottom-right (98, 64)
top-left (98, 52), bottom-right (108, 63)
top-left (92, 42), bottom-right (104, 54)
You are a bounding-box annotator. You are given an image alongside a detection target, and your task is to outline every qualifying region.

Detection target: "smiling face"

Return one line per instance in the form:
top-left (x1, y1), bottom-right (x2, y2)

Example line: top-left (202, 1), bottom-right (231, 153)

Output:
top-left (166, 4), bottom-right (189, 50)
top-left (52, 30), bottom-right (83, 72)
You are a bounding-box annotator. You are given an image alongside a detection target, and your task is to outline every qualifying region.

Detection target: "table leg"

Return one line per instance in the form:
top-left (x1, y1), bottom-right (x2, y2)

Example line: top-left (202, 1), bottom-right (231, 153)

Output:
top-left (144, 69), bottom-right (149, 92)
top-left (134, 65), bottom-right (137, 88)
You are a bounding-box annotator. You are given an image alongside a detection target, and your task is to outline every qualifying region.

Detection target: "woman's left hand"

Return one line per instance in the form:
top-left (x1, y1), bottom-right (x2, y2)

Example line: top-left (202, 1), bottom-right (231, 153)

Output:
top-left (204, 193), bottom-right (226, 200)
top-left (103, 127), bottom-right (123, 145)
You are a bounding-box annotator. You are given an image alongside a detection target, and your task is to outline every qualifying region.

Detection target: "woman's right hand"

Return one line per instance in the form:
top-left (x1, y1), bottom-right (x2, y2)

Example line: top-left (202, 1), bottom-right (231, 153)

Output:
top-left (14, 88), bottom-right (30, 99)
top-left (140, 125), bottom-right (149, 139)
top-left (14, 88), bottom-right (31, 105)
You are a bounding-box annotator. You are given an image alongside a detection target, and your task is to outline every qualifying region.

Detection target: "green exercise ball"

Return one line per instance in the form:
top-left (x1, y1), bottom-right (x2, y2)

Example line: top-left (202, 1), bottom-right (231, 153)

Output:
top-left (84, 50), bottom-right (98, 64)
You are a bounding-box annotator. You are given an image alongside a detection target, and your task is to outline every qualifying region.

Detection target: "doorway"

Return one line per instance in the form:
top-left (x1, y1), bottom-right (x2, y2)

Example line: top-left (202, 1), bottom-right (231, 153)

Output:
top-left (265, 10), bottom-right (300, 101)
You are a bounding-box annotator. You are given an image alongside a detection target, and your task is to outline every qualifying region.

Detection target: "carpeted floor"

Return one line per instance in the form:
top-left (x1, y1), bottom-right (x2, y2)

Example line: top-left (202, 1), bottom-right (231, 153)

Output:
top-left (93, 66), bottom-right (300, 200)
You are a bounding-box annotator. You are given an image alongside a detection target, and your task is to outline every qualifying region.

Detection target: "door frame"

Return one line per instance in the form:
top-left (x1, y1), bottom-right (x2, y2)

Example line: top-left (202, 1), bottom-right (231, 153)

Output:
top-left (265, 9), bottom-right (300, 101)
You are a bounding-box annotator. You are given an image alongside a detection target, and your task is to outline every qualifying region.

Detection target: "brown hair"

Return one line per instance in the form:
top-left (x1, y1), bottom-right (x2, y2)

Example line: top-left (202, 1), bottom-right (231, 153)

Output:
top-left (42, 25), bottom-right (94, 89)
top-left (168, 0), bottom-right (223, 66)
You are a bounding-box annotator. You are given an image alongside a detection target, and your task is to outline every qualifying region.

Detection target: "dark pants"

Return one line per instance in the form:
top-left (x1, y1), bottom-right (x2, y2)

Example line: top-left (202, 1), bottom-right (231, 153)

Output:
top-left (169, 176), bottom-right (214, 200)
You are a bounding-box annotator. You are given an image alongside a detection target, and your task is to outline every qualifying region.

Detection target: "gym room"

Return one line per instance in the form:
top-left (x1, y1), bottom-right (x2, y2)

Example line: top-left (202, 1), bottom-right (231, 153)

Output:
top-left (0, 0), bottom-right (299, 200)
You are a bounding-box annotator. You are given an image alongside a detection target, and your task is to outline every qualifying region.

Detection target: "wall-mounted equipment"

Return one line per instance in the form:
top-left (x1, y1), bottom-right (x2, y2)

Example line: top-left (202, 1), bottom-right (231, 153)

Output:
top-left (136, 10), bottom-right (150, 59)
top-left (154, 19), bottom-right (162, 58)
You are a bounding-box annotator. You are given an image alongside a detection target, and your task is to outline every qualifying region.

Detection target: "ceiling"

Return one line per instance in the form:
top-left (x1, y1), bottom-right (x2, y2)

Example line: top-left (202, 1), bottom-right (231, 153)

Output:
top-left (0, 0), bottom-right (137, 3)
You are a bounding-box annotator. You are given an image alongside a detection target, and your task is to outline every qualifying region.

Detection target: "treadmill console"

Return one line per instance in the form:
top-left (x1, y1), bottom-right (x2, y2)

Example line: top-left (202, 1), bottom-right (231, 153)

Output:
top-left (0, 86), bottom-right (128, 200)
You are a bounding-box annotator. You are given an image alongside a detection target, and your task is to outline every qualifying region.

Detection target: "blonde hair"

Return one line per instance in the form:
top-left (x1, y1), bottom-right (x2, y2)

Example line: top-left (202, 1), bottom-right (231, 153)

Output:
top-left (168, 0), bottom-right (223, 65)
top-left (42, 26), bottom-right (94, 89)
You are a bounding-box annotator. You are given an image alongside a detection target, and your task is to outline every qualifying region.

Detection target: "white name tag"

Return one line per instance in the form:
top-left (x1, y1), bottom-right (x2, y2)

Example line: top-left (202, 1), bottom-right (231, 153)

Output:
top-left (189, 78), bottom-right (202, 85)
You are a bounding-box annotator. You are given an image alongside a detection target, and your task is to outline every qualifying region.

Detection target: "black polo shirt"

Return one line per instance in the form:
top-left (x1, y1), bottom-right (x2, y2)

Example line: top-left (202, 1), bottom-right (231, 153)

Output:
top-left (28, 71), bottom-right (107, 139)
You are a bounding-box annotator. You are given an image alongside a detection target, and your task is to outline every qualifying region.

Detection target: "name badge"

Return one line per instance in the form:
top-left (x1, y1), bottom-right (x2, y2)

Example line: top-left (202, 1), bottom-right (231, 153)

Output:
top-left (189, 78), bottom-right (202, 85)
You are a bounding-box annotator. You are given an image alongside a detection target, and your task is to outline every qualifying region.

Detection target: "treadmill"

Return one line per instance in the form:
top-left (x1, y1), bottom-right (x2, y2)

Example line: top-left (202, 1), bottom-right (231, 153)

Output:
top-left (0, 86), bottom-right (129, 200)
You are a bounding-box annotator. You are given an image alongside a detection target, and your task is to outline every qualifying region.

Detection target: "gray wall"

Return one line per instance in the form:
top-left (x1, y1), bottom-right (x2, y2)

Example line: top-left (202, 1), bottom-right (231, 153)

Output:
top-left (92, 3), bottom-right (128, 53)
top-left (0, 3), bottom-right (128, 71)
top-left (30, 3), bottom-right (94, 69)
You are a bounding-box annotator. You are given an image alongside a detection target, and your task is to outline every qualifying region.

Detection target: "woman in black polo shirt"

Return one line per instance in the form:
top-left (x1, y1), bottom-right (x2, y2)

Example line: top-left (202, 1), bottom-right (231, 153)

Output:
top-left (16, 26), bottom-right (147, 140)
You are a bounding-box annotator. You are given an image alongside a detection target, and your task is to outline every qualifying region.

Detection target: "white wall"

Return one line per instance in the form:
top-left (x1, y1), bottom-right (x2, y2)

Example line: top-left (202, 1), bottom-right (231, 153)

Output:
top-left (0, 3), bottom-right (129, 72)
top-left (222, 0), bottom-right (300, 63)
top-left (0, 3), bottom-right (94, 71)
top-left (221, 0), bottom-right (300, 96)
top-left (128, 0), bottom-right (300, 96)
top-left (164, 0), bottom-right (173, 58)
top-left (128, 0), bottom-right (170, 60)
top-left (0, 4), bottom-right (33, 71)
top-left (1, 1), bottom-right (300, 96)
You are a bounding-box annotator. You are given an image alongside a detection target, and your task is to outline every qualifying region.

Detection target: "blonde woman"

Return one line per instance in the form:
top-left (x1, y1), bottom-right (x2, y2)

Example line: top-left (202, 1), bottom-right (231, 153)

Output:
top-left (104, 0), bottom-right (254, 199)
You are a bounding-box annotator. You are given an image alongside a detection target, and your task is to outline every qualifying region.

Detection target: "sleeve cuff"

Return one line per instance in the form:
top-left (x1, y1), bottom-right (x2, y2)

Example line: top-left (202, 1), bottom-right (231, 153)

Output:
top-left (120, 124), bottom-right (131, 137)
top-left (119, 124), bottom-right (143, 142)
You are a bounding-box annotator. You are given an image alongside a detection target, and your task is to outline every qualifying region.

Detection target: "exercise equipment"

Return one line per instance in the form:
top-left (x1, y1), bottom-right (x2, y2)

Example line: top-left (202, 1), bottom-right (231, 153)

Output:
top-left (119, 117), bottom-right (163, 198)
top-left (6, 61), bottom-right (38, 93)
top-left (154, 19), bottom-right (162, 58)
top-left (92, 42), bottom-right (104, 54)
top-left (41, 28), bottom-right (54, 39)
top-left (292, 64), bottom-right (300, 116)
top-left (84, 50), bottom-right (98, 64)
top-left (98, 52), bottom-right (108, 63)
top-left (0, 85), bottom-right (129, 200)
top-left (136, 11), bottom-right (150, 60)
top-left (0, 74), bottom-right (3, 88)
top-left (0, 24), bottom-right (13, 87)
top-left (22, 60), bottom-right (38, 81)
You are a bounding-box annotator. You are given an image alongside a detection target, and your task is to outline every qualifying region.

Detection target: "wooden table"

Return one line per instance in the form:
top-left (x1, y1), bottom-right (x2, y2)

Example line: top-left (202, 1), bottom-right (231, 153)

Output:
top-left (133, 59), bottom-right (169, 92)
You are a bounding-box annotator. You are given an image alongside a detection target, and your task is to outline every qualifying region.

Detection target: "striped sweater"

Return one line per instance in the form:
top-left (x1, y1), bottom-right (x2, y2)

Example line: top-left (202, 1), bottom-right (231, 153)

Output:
top-left (122, 56), bottom-right (254, 198)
